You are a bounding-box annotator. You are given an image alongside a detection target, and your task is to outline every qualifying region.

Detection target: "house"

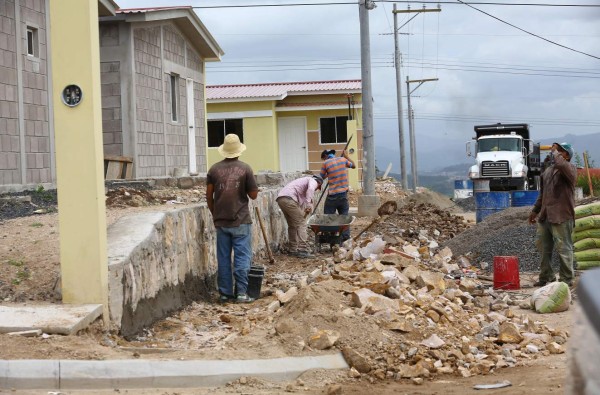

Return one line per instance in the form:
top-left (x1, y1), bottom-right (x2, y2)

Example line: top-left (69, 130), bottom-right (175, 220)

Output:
top-left (206, 80), bottom-right (364, 189)
top-left (0, 1), bottom-right (223, 192)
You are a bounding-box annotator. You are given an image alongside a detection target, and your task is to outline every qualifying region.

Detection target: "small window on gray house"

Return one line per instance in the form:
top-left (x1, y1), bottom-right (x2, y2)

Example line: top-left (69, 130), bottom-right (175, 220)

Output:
top-left (320, 116), bottom-right (348, 144)
top-left (207, 119), bottom-right (243, 148)
top-left (170, 74), bottom-right (179, 122)
top-left (26, 27), bottom-right (39, 57)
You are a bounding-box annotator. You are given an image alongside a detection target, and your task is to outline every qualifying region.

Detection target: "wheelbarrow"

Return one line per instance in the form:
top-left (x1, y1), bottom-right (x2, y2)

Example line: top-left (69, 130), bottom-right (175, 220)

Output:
top-left (307, 214), bottom-right (355, 252)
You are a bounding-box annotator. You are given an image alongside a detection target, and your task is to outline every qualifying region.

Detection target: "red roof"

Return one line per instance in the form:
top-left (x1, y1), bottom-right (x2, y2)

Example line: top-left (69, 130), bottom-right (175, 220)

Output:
top-left (207, 80), bottom-right (361, 101)
top-left (116, 6), bottom-right (193, 14)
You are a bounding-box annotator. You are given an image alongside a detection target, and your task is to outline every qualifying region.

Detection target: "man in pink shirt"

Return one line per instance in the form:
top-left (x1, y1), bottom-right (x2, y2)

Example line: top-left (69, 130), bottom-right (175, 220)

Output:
top-left (276, 175), bottom-right (323, 258)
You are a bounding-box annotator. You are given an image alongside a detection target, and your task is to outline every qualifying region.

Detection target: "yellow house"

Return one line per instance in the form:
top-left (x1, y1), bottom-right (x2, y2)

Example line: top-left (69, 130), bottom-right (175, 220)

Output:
top-left (206, 80), bottom-right (363, 190)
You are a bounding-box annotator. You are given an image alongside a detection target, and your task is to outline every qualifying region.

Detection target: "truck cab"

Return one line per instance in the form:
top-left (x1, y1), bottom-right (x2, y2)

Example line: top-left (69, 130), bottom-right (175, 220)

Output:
top-left (467, 123), bottom-right (541, 191)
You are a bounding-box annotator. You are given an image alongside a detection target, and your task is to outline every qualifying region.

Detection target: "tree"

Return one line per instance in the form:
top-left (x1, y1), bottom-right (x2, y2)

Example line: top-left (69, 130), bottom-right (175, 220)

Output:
top-left (573, 152), bottom-right (583, 167)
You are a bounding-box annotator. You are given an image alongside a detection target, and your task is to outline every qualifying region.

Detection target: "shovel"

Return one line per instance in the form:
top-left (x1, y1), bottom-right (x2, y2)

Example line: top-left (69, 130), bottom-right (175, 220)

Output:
top-left (352, 200), bottom-right (398, 242)
top-left (254, 206), bottom-right (275, 264)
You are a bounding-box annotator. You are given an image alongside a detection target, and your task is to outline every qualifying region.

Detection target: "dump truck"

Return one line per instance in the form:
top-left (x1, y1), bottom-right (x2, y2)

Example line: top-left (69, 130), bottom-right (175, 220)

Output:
top-left (466, 123), bottom-right (542, 191)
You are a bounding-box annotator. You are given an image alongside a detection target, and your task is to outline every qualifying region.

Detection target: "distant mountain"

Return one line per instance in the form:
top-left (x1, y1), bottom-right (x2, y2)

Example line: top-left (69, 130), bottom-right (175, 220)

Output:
top-left (376, 131), bottom-right (600, 176)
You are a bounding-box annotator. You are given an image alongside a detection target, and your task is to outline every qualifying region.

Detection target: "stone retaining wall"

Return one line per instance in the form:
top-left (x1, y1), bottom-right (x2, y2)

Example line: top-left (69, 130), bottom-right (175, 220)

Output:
top-left (106, 185), bottom-right (292, 336)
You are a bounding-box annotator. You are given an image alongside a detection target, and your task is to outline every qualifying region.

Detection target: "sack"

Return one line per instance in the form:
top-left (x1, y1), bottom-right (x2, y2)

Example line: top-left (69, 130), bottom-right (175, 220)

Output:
top-left (530, 282), bottom-right (571, 314)
top-left (574, 229), bottom-right (600, 243)
top-left (575, 202), bottom-right (600, 219)
top-left (574, 238), bottom-right (600, 251)
top-left (577, 260), bottom-right (600, 270)
top-left (575, 248), bottom-right (600, 262)
top-left (574, 215), bottom-right (600, 233)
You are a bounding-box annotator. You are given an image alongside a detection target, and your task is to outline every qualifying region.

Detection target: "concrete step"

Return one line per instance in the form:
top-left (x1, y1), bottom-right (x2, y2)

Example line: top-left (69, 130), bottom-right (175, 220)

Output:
top-left (0, 303), bottom-right (102, 335)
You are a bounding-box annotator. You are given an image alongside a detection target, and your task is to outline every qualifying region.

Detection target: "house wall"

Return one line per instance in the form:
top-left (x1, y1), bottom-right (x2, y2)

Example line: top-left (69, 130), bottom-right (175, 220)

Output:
top-left (130, 22), bottom-right (207, 178)
top-left (206, 101), bottom-right (278, 172)
top-left (0, 0), bottom-right (53, 192)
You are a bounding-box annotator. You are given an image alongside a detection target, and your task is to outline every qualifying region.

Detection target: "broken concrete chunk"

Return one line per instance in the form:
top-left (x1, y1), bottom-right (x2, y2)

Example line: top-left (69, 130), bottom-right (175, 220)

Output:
top-left (420, 334), bottom-right (446, 349)
top-left (397, 363), bottom-right (431, 378)
top-left (380, 253), bottom-right (415, 268)
top-left (415, 272), bottom-right (446, 292)
top-left (547, 342), bottom-right (565, 354)
top-left (352, 288), bottom-right (399, 314)
top-left (276, 287), bottom-right (298, 304)
top-left (497, 322), bottom-right (523, 344)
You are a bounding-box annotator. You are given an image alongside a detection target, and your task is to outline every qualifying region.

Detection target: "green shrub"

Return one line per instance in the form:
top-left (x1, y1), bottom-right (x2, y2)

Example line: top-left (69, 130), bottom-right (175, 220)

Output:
top-left (577, 174), bottom-right (600, 197)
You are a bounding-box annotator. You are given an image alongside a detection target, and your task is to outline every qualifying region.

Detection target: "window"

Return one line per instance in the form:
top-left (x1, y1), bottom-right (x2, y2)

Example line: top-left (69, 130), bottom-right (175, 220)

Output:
top-left (478, 138), bottom-right (521, 153)
top-left (26, 27), bottom-right (39, 57)
top-left (320, 116), bottom-right (348, 144)
top-left (170, 74), bottom-right (179, 122)
top-left (207, 119), bottom-right (243, 148)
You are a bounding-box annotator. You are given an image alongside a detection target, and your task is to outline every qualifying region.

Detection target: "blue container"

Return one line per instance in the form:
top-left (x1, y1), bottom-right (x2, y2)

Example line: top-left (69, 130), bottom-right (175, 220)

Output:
top-left (511, 190), bottom-right (539, 207)
top-left (454, 180), bottom-right (474, 190)
top-left (475, 192), bottom-right (511, 223)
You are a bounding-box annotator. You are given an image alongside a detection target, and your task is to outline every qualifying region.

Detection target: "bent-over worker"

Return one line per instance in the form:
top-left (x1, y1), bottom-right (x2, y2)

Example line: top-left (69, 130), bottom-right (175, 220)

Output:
top-left (276, 175), bottom-right (323, 258)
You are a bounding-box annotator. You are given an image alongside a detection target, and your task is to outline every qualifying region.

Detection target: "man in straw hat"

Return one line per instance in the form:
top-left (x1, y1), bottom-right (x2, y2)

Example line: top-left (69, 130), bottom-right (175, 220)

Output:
top-left (528, 142), bottom-right (577, 287)
top-left (276, 174), bottom-right (324, 258)
top-left (207, 134), bottom-right (259, 303)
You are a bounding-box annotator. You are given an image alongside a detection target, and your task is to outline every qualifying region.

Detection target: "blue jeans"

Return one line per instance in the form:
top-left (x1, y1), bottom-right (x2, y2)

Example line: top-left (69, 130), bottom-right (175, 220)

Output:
top-left (324, 192), bottom-right (350, 240)
top-left (216, 223), bottom-right (252, 297)
top-left (535, 219), bottom-right (574, 283)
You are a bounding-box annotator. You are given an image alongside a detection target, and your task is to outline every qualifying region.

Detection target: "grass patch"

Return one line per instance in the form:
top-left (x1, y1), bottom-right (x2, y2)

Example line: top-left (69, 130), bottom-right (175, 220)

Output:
top-left (11, 268), bottom-right (30, 285)
top-left (7, 259), bottom-right (24, 267)
top-left (30, 222), bottom-right (44, 228)
top-left (577, 174), bottom-right (600, 197)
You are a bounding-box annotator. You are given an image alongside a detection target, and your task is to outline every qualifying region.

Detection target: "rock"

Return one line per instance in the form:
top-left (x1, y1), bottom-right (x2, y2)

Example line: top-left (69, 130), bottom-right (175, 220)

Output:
top-left (548, 342), bottom-right (565, 354)
top-left (349, 367), bottom-right (362, 378)
top-left (7, 329), bottom-right (41, 337)
top-left (497, 322), bottom-right (523, 344)
top-left (439, 247), bottom-right (452, 262)
top-left (386, 320), bottom-right (412, 333)
top-left (521, 332), bottom-right (551, 344)
top-left (415, 272), bottom-right (446, 292)
top-left (275, 319), bottom-right (295, 334)
top-left (373, 369), bottom-right (386, 380)
top-left (457, 366), bottom-right (471, 378)
top-left (351, 288), bottom-right (400, 314)
top-left (412, 377), bottom-right (424, 385)
top-left (342, 347), bottom-right (372, 373)
top-left (487, 312), bottom-right (508, 323)
top-left (403, 245), bottom-right (420, 258)
top-left (408, 347), bottom-right (418, 358)
top-left (403, 265), bottom-right (420, 281)
top-left (441, 263), bottom-right (460, 274)
top-left (386, 286), bottom-right (402, 299)
top-left (309, 330), bottom-right (340, 350)
top-left (480, 321), bottom-right (500, 337)
top-left (380, 253), bottom-right (414, 267)
top-left (426, 310), bottom-right (440, 323)
top-left (267, 301), bottom-right (280, 313)
top-left (459, 278), bottom-right (479, 293)
top-left (276, 287), bottom-right (298, 304)
top-left (421, 334), bottom-right (446, 349)
top-left (397, 363), bottom-right (430, 378)
top-left (525, 344), bottom-right (539, 354)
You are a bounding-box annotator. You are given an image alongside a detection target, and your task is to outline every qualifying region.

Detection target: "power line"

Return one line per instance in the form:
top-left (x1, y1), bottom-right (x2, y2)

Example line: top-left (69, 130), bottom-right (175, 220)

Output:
top-left (192, 2), bottom-right (600, 9)
top-left (456, 0), bottom-right (600, 60)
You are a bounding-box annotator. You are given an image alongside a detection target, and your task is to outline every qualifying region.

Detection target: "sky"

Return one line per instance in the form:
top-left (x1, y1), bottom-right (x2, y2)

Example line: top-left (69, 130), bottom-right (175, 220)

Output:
top-left (117, 0), bottom-right (600, 171)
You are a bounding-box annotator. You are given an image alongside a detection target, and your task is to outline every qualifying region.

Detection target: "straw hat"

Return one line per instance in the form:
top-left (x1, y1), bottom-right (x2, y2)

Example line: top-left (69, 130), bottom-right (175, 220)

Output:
top-left (218, 134), bottom-right (246, 158)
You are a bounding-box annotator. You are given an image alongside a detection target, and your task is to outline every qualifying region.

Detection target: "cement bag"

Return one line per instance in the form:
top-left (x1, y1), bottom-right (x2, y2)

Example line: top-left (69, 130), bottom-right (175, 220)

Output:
top-left (574, 215), bottom-right (600, 232)
top-left (575, 248), bottom-right (600, 262)
top-left (574, 238), bottom-right (600, 251)
top-left (577, 260), bottom-right (600, 270)
top-left (575, 202), bottom-right (600, 219)
top-left (530, 282), bottom-right (571, 313)
top-left (574, 229), bottom-right (600, 243)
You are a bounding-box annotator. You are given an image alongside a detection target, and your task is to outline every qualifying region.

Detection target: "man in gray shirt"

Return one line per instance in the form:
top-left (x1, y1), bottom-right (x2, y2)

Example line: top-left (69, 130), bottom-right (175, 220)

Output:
top-left (207, 134), bottom-right (258, 303)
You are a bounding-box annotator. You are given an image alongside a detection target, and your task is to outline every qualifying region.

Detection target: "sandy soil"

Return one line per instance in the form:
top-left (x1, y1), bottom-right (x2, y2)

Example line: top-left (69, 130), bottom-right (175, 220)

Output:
top-left (0, 184), bottom-right (574, 394)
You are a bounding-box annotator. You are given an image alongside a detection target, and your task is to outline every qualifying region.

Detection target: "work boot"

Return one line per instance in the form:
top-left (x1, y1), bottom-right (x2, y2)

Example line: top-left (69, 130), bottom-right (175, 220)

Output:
top-left (235, 294), bottom-right (255, 304)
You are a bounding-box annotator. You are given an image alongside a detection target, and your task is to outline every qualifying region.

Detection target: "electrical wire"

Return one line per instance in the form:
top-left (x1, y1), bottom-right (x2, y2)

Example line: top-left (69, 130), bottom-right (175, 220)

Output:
top-left (191, 2), bottom-right (600, 9)
top-left (456, 0), bottom-right (600, 60)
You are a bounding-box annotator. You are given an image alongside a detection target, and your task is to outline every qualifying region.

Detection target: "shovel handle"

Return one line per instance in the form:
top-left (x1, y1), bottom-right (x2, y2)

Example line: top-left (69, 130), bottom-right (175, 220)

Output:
top-left (255, 206), bottom-right (275, 263)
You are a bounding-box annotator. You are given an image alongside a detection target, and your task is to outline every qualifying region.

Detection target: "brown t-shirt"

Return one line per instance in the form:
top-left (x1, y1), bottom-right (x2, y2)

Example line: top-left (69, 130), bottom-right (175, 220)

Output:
top-left (207, 159), bottom-right (258, 228)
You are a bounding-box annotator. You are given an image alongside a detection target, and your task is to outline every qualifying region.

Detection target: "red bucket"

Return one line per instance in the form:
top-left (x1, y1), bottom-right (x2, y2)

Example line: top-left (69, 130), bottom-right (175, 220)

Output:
top-left (493, 256), bottom-right (520, 290)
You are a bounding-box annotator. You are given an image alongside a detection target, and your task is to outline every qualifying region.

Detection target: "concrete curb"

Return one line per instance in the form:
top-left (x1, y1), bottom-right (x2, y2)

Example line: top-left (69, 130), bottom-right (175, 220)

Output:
top-left (0, 353), bottom-right (349, 390)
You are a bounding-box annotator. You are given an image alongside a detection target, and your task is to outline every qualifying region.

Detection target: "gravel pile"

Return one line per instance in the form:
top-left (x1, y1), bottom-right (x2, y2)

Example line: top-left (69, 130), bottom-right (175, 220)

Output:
top-left (454, 196), bottom-right (475, 212)
top-left (0, 189), bottom-right (58, 222)
top-left (443, 206), bottom-right (559, 273)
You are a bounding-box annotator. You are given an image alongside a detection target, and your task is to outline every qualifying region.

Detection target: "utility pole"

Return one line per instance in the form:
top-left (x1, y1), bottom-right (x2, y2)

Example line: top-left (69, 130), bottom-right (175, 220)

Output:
top-left (358, 0), bottom-right (380, 216)
top-left (393, 5), bottom-right (441, 193)
top-left (392, 3), bottom-right (407, 190)
top-left (406, 77), bottom-right (438, 192)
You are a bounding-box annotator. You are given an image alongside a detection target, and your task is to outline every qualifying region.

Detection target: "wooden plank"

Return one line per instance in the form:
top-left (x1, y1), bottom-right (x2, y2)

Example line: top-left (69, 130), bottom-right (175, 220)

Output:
top-left (104, 155), bottom-right (133, 163)
top-left (124, 162), bottom-right (133, 179)
top-left (105, 161), bottom-right (123, 180)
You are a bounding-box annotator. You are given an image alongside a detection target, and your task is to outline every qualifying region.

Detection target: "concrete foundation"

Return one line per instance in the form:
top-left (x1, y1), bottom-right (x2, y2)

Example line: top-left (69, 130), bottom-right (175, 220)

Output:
top-left (357, 194), bottom-right (381, 217)
top-left (107, 188), bottom-right (289, 335)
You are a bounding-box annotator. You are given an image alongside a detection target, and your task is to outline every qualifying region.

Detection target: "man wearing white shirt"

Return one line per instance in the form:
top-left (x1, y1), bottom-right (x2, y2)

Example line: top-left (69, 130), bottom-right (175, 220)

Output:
top-left (276, 175), bottom-right (323, 258)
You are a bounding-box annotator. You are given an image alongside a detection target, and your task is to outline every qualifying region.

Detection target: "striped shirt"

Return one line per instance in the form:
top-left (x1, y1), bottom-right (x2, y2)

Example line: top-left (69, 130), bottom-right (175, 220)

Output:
top-left (320, 157), bottom-right (354, 195)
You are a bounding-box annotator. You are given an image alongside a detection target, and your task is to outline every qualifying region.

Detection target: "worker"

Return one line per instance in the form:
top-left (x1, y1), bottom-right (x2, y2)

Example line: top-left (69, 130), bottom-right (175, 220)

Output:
top-left (528, 142), bottom-right (577, 287)
top-left (206, 134), bottom-right (259, 303)
top-left (276, 174), bottom-right (323, 258)
top-left (320, 149), bottom-right (356, 242)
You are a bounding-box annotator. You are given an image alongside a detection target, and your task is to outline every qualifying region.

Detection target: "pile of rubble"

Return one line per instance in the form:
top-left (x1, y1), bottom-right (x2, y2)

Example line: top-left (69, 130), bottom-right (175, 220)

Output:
top-left (105, 186), bottom-right (206, 208)
top-left (269, 240), bottom-right (567, 383)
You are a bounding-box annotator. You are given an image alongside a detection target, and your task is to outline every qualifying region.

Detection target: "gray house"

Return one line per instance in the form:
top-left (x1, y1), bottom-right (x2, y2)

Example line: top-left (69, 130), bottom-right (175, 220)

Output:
top-left (0, 2), bottom-right (223, 192)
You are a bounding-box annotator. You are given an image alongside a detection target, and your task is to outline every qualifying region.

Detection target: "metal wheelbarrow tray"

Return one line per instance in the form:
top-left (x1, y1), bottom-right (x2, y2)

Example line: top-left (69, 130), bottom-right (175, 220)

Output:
top-left (307, 214), bottom-right (355, 252)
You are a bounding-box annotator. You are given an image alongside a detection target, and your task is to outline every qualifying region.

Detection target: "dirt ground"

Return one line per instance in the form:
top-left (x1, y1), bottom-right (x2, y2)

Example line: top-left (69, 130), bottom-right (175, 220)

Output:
top-left (0, 183), bottom-right (574, 394)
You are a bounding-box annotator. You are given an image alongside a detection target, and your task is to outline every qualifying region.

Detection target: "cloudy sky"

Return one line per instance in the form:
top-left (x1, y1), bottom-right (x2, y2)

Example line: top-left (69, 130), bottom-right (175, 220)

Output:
top-left (117, 0), bottom-right (600, 170)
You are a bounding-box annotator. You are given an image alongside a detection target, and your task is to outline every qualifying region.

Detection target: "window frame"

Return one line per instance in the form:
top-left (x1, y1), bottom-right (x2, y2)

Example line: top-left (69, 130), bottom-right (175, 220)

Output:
top-left (170, 74), bottom-right (180, 123)
top-left (26, 26), bottom-right (39, 58)
top-left (207, 119), bottom-right (244, 148)
top-left (319, 115), bottom-right (349, 145)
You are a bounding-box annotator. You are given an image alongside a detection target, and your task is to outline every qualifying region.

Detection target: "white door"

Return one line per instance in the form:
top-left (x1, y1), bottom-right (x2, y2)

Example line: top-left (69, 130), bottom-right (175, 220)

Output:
top-left (186, 79), bottom-right (197, 174)
top-left (278, 117), bottom-right (308, 172)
